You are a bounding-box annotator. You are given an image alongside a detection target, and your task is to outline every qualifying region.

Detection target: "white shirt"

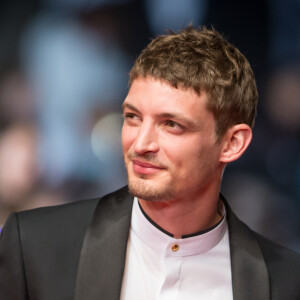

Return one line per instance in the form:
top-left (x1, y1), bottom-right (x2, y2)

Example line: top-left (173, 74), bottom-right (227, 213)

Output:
top-left (120, 197), bottom-right (233, 300)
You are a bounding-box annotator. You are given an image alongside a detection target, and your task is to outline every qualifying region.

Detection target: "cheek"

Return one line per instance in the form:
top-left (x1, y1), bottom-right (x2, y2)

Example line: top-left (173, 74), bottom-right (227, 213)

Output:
top-left (163, 136), bottom-right (219, 172)
top-left (162, 137), bottom-right (198, 169)
top-left (121, 125), bottom-right (135, 152)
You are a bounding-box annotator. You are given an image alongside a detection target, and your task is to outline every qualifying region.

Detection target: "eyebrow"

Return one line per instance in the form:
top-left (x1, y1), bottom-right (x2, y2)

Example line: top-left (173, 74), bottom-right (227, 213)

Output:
top-left (122, 101), bottom-right (198, 129)
top-left (122, 102), bottom-right (140, 113)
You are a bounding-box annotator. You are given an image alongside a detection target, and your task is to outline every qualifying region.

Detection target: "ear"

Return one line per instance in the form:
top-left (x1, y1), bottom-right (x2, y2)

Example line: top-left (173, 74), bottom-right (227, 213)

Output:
top-left (219, 124), bottom-right (252, 163)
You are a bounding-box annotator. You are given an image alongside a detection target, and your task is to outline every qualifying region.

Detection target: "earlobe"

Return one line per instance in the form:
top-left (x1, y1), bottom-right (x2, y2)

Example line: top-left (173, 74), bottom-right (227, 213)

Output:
top-left (219, 124), bottom-right (252, 163)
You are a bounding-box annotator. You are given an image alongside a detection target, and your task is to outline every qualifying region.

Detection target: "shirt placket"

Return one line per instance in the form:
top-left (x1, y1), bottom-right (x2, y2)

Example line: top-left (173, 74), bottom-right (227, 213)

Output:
top-left (158, 241), bottom-right (183, 300)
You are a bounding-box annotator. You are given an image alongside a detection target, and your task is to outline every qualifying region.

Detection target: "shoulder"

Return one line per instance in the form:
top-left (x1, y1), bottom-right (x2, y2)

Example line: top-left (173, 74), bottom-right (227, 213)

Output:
top-left (7, 197), bottom-right (100, 255)
top-left (225, 198), bottom-right (300, 298)
top-left (254, 231), bottom-right (300, 274)
top-left (226, 202), bottom-right (300, 265)
top-left (255, 232), bottom-right (300, 298)
top-left (17, 197), bottom-right (99, 228)
top-left (2, 186), bottom-right (130, 244)
top-left (18, 186), bottom-right (129, 221)
top-left (14, 197), bottom-right (97, 238)
top-left (226, 199), bottom-right (300, 267)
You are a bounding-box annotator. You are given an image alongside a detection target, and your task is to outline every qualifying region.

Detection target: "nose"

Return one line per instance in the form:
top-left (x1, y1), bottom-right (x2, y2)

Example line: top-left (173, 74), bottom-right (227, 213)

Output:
top-left (133, 123), bottom-right (159, 155)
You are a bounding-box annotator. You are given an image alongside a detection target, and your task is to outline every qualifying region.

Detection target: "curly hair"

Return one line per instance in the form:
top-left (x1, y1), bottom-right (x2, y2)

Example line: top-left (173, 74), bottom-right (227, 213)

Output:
top-left (129, 26), bottom-right (258, 140)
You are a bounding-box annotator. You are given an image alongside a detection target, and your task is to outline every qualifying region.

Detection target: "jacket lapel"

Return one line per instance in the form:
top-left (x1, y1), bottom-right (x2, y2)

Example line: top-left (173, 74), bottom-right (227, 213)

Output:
top-left (75, 187), bottom-right (133, 300)
top-left (75, 189), bottom-right (271, 300)
top-left (226, 204), bottom-right (270, 300)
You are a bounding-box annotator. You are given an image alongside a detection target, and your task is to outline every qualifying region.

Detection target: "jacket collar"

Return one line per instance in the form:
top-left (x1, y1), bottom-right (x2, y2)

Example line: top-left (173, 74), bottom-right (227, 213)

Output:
top-left (75, 188), bottom-right (270, 300)
top-left (224, 199), bottom-right (270, 300)
top-left (75, 186), bottom-right (134, 300)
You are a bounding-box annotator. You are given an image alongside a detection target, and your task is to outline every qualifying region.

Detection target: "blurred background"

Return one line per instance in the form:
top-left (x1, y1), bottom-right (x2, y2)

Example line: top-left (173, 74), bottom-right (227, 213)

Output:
top-left (0, 0), bottom-right (299, 252)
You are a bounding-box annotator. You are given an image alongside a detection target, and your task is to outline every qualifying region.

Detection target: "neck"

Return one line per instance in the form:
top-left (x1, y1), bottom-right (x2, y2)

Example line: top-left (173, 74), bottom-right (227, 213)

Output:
top-left (139, 188), bottom-right (222, 239)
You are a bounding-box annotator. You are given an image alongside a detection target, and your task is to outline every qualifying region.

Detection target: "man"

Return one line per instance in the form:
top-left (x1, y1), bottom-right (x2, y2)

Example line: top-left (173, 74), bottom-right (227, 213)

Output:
top-left (0, 26), bottom-right (299, 300)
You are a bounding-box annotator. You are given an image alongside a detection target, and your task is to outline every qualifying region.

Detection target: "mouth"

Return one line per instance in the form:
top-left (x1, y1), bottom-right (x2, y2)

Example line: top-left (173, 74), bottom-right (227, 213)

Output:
top-left (132, 159), bottom-right (165, 175)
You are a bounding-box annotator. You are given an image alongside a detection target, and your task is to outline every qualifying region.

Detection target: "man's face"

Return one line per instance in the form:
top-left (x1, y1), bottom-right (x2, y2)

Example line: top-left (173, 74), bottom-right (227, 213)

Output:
top-left (122, 77), bottom-right (224, 202)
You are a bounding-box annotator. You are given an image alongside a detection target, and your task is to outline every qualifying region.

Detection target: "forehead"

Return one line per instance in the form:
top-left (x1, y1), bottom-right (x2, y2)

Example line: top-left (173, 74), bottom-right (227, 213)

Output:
top-left (124, 77), bottom-right (211, 117)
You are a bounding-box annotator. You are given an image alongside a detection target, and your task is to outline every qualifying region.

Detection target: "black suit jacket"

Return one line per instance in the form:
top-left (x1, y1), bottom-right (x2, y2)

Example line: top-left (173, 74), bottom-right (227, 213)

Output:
top-left (0, 186), bottom-right (299, 300)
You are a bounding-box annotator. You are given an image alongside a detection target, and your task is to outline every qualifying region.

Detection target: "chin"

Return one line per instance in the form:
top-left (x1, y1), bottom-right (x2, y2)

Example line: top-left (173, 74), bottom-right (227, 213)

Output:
top-left (128, 177), bottom-right (175, 202)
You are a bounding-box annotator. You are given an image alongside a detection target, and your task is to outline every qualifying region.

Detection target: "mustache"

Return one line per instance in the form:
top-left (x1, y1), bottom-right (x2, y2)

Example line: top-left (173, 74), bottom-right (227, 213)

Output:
top-left (126, 152), bottom-right (167, 168)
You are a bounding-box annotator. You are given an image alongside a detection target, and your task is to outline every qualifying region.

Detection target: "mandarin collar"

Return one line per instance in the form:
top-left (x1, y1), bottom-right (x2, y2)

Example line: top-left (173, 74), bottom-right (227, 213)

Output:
top-left (131, 197), bottom-right (228, 257)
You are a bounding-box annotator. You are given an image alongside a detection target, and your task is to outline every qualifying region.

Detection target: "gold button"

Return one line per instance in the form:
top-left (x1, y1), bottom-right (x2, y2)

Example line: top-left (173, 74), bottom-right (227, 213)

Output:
top-left (171, 244), bottom-right (179, 252)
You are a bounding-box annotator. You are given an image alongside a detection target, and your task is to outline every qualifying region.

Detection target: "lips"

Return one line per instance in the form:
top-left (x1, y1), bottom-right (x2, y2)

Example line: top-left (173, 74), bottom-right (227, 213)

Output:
top-left (132, 159), bottom-right (164, 175)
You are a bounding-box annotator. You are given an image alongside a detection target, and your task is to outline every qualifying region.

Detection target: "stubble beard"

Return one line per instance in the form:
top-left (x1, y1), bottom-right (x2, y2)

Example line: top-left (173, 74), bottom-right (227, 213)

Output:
top-left (128, 176), bottom-right (176, 202)
top-left (124, 154), bottom-right (176, 202)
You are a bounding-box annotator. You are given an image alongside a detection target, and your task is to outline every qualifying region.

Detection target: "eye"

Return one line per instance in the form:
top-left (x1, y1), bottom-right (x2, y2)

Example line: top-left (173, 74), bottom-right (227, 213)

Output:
top-left (123, 112), bottom-right (141, 126)
top-left (124, 112), bottom-right (137, 119)
top-left (164, 120), bottom-right (184, 133)
top-left (166, 120), bottom-right (178, 128)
